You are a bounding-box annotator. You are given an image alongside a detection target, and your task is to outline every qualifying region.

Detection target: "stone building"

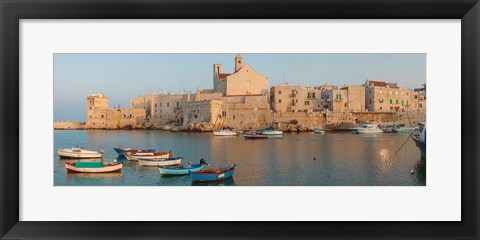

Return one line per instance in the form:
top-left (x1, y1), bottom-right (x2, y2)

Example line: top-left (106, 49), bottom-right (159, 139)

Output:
top-left (270, 84), bottom-right (322, 113)
top-left (183, 54), bottom-right (272, 130)
top-left (86, 93), bottom-right (146, 129)
top-left (363, 80), bottom-right (419, 112)
top-left (213, 54), bottom-right (269, 95)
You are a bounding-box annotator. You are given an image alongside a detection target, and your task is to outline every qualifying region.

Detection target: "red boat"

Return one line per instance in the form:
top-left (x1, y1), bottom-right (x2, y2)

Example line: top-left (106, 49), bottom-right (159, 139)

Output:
top-left (114, 147), bottom-right (156, 155)
top-left (244, 133), bottom-right (268, 139)
top-left (124, 151), bottom-right (172, 161)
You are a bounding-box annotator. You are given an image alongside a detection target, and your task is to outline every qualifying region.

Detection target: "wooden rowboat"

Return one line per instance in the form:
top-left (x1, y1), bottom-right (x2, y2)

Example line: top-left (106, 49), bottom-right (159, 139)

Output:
top-left (124, 151), bottom-right (172, 161)
top-left (158, 159), bottom-right (208, 176)
top-left (65, 162), bottom-right (122, 173)
top-left (57, 147), bottom-right (103, 159)
top-left (137, 157), bottom-right (183, 167)
top-left (190, 164), bottom-right (238, 183)
top-left (114, 147), bottom-right (156, 155)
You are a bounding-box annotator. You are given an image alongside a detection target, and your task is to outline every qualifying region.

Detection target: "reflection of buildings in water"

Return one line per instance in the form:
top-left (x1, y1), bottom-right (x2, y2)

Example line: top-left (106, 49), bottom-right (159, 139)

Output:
top-left (191, 177), bottom-right (235, 186)
top-left (376, 148), bottom-right (393, 173)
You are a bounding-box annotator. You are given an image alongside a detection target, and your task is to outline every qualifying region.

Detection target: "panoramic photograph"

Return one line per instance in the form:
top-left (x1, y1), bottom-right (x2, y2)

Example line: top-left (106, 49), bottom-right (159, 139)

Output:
top-left (54, 53), bottom-right (426, 186)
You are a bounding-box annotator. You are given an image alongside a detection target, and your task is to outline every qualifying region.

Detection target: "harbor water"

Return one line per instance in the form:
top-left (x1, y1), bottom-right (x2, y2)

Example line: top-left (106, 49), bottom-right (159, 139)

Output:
top-left (54, 130), bottom-right (426, 186)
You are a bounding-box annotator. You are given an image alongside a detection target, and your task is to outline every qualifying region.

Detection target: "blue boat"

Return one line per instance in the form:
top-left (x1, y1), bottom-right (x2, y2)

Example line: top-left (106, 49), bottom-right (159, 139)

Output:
top-left (190, 164), bottom-right (238, 183)
top-left (158, 159), bottom-right (208, 176)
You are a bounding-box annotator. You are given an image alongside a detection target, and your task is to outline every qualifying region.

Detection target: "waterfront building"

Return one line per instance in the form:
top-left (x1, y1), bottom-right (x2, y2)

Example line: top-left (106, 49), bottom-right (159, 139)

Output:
top-left (270, 84), bottom-right (322, 113)
top-left (363, 80), bottom-right (419, 112)
top-left (86, 93), bottom-right (146, 129)
top-left (213, 54), bottom-right (269, 95)
top-left (183, 54), bottom-right (272, 130)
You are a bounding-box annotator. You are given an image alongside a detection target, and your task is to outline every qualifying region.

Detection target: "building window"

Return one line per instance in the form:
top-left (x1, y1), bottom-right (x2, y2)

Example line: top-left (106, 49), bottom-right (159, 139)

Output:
top-left (390, 99), bottom-right (393, 104)
top-left (380, 106), bottom-right (383, 110)
top-left (167, 102), bottom-right (170, 107)
top-left (414, 95), bottom-right (418, 99)
top-left (406, 100), bottom-right (409, 106)
top-left (304, 101), bottom-right (309, 106)
top-left (130, 114), bottom-right (132, 118)
top-left (379, 99), bottom-right (384, 103)
top-left (194, 114), bottom-right (197, 118)
top-left (395, 91), bottom-right (398, 95)
top-left (389, 91), bottom-right (392, 95)
top-left (124, 114), bottom-right (126, 118)
top-left (296, 99), bottom-right (298, 103)
top-left (369, 99), bottom-right (372, 104)
top-left (379, 90), bottom-right (382, 94)
top-left (222, 111), bottom-right (227, 117)
top-left (101, 115), bottom-right (104, 118)
top-left (233, 114), bottom-right (235, 120)
top-left (279, 90), bottom-right (282, 94)
top-left (90, 106), bottom-right (92, 110)
top-left (160, 103), bottom-right (162, 107)
top-left (396, 99), bottom-right (399, 104)
top-left (155, 104), bottom-right (157, 108)
top-left (278, 99), bottom-right (282, 103)
top-left (401, 100), bottom-right (404, 106)
top-left (419, 103), bottom-right (423, 108)
top-left (176, 102), bottom-right (179, 108)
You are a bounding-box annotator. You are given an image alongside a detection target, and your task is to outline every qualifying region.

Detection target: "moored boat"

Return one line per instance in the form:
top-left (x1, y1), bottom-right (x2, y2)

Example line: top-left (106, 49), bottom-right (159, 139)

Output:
top-left (314, 129), bottom-right (326, 134)
top-left (158, 159), bottom-right (208, 176)
top-left (396, 126), bottom-right (416, 133)
top-left (57, 147), bottom-right (103, 159)
top-left (113, 147), bottom-right (156, 155)
top-left (244, 133), bottom-right (268, 139)
top-left (213, 126), bottom-right (238, 136)
top-left (65, 161), bottom-right (122, 173)
top-left (354, 124), bottom-right (383, 134)
top-left (190, 164), bottom-right (238, 183)
top-left (137, 157), bottom-right (183, 167)
top-left (124, 151), bottom-right (172, 161)
top-left (411, 123), bottom-right (426, 159)
top-left (260, 126), bottom-right (283, 135)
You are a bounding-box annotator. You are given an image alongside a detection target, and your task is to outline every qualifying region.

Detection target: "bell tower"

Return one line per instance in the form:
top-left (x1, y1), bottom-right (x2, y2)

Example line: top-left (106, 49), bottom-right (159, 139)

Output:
top-left (235, 53), bottom-right (243, 71)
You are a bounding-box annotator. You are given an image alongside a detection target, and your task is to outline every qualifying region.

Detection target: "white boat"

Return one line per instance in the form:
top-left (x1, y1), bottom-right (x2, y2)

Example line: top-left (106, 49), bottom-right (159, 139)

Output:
top-left (261, 130), bottom-right (283, 135)
top-left (314, 129), bottom-right (326, 135)
top-left (124, 151), bottom-right (172, 161)
top-left (65, 162), bottom-right (122, 173)
top-left (354, 124), bottom-right (383, 134)
top-left (137, 157), bottom-right (183, 167)
top-left (57, 147), bottom-right (103, 159)
top-left (213, 128), bottom-right (238, 136)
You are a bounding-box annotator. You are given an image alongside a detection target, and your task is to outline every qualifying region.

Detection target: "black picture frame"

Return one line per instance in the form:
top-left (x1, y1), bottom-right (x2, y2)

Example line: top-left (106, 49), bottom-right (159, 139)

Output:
top-left (1, 0), bottom-right (478, 239)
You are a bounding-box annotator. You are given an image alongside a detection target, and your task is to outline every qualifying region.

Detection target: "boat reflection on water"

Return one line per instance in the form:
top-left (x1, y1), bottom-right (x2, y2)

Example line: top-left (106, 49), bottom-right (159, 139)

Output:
top-left (191, 177), bottom-right (235, 186)
top-left (65, 172), bottom-right (123, 179)
top-left (59, 157), bottom-right (103, 163)
top-left (412, 157), bottom-right (426, 185)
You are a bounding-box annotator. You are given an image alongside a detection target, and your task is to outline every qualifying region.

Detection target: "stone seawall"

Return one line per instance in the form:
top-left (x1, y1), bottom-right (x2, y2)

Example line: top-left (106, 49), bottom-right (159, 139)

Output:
top-left (54, 121), bottom-right (86, 130)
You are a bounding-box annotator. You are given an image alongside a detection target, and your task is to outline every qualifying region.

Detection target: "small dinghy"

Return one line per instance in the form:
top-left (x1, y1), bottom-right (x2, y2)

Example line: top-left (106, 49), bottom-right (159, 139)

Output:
top-left (158, 159), bottom-right (208, 176)
top-left (65, 161), bottom-right (122, 173)
top-left (244, 133), bottom-right (267, 139)
top-left (113, 147), bottom-right (156, 155)
top-left (57, 147), bottom-right (103, 159)
top-left (137, 157), bottom-right (183, 167)
top-left (314, 129), bottom-right (326, 135)
top-left (124, 151), bottom-right (172, 161)
top-left (190, 164), bottom-right (238, 183)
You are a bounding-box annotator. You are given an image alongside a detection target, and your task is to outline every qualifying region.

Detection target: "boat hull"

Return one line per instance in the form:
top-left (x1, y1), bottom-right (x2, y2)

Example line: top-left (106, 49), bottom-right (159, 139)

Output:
top-left (190, 164), bottom-right (237, 183)
top-left (137, 157), bottom-right (183, 167)
top-left (158, 164), bottom-right (205, 176)
top-left (355, 129), bottom-right (383, 134)
top-left (65, 162), bottom-right (122, 173)
top-left (412, 136), bottom-right (426, 159)
top-left (213, 131), bottom-right (238, 136)
top-left (114, 148), bottom-right (156, 155)
top-left (261, 130), bottom-right (283, 135)
top-left (244, 135), bottom-right (267, 139)
top-left (57, 149), bottom-right (102, 159)
top-left (125, 152), bottom-right (171, 161)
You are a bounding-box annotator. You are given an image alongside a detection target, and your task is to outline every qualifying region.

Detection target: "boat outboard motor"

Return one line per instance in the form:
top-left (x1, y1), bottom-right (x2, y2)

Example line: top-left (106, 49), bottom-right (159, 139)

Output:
top-left (199, 158), bottom-right (208, 165)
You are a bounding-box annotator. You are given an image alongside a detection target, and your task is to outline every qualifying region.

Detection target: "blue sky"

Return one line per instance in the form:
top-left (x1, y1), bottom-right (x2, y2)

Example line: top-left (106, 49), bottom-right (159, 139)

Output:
top-left (54, 53), bottom-right (426, 121)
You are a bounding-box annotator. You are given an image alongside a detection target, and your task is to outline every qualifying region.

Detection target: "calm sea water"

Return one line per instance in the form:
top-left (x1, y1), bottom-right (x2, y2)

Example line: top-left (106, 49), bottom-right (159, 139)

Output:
top-left (54, 130), bottom-right (426, 186)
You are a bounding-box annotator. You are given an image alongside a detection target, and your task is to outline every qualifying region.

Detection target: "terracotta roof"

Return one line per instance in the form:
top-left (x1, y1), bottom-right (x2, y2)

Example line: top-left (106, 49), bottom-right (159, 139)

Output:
top-left (367, 80), bottom-right (386, 87)
top-left (218, 73), bottom-right (231, 78)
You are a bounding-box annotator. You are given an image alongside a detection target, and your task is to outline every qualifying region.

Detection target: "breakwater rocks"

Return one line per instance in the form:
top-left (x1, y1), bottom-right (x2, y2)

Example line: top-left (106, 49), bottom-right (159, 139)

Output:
top-left (186, 122), bottom-right (215, 132)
